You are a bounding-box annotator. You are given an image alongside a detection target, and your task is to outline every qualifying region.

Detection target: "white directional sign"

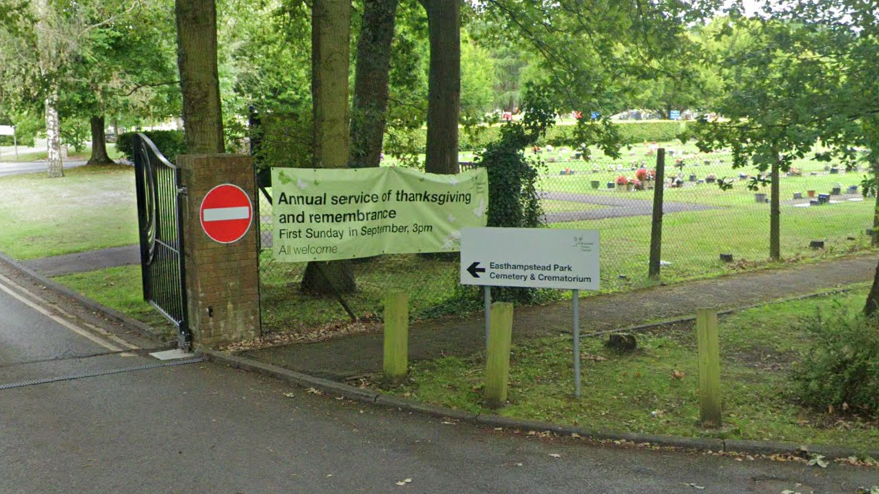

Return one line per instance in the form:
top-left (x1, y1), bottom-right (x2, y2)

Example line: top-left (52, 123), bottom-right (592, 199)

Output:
top-left (0, 125), bottom-right (14, 136)
top-left (460, 228), bottom-right (600, 290)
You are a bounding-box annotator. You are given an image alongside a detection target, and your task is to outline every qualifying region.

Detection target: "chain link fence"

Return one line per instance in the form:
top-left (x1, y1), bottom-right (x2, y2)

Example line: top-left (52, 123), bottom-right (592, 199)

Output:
top-left (256, 144), bottom-right (874, 333)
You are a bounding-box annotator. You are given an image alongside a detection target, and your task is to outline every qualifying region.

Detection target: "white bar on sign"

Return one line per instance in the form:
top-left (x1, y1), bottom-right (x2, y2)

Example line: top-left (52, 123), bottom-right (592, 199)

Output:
top-left (203, 207), bottom-right (250, 222)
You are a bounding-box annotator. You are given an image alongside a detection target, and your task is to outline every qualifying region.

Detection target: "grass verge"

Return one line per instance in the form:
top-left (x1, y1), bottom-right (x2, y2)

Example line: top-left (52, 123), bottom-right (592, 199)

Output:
top-left (53, 265), bottom-right (177, 339)
top-left (372, 286), bottom-right (879, 452)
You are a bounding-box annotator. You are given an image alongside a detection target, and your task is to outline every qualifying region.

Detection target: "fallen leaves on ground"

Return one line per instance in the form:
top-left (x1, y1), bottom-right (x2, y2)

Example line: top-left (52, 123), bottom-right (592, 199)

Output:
top-left (218, 320), bottom-right (382, 353)
top-left (807, 454), bottom-right (829, 468)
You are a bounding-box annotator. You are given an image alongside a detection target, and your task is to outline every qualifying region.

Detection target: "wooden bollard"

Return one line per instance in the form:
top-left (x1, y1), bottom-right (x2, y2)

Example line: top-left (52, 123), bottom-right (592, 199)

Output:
top-left (484, 302), bottom-right (514, 409)
top-left (696, 308), bottom-right (722, 427)
top-left (383, 291), bottom-right (409, 380)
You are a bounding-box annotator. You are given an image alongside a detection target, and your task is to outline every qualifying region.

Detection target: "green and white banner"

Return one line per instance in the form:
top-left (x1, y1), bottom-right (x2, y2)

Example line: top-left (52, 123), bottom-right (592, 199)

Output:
top-left (272, 167), bottom-right (488, 262)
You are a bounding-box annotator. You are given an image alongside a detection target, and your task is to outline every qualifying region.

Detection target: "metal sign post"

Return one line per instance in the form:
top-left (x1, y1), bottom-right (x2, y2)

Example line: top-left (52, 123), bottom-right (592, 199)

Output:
top-left (572, 289), bottom-right (581, 397)
top-left (484, 286), bottom-right (491, 350)
top-left (461, 228), bottom-right (599, 398)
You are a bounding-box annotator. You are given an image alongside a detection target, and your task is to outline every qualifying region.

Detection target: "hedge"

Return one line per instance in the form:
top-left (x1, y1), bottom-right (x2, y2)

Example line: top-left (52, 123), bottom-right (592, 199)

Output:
top-left (391, 120), bottom-right (688, 154)
top-left (116, 130), bottom-right (186, 164)
top-left (116, 120), bottom-right (686, 165)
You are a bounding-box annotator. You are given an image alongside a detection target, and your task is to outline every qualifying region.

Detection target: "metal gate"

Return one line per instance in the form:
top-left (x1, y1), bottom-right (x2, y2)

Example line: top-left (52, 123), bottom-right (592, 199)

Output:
top-left (133, 134), bottom-right (191, 351)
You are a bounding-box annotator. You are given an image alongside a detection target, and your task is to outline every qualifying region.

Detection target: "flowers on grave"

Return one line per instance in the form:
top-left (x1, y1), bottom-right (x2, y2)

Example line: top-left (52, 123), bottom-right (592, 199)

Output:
top-left (705, 173), bottom-right (717, 183)
top-left (635, 168), bottom-right (655, 181)
top-left (615, 175), bottom-right (629, 185)
top-left (788, 167), bottom-right (803, 176)
top-left (632, 179), bottom-right (643, 190)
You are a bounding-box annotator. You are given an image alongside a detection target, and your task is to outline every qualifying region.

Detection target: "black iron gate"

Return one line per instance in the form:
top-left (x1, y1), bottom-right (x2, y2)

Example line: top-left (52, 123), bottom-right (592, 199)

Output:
top-left (133, 134), bottom-right (191, 350)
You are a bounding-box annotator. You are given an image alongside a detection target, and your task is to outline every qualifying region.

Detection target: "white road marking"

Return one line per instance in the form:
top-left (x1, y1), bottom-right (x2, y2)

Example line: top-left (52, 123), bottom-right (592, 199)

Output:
top-left (203, 206), bottom-right (250, 222)
top-left (0, 274), bottom-right (140, 350)
top-left (0, 274), bottom-right (125, 352)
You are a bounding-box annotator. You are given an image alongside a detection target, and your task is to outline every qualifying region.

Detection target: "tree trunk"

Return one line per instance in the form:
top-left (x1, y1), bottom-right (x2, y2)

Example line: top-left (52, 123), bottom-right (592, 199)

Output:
top-left (423, 0), bottom-right (460, 174)
top-left (311, 0), bottom-right (351, 169)
top-left (866, 260), bottom-right (879, 317)
top-left (87, 115), bottom-right (114, 165)
top-left (349, 0), bottom-right (398, 168)
top-left (175, 0), bottom-right (225, 155)
top-left (872, 159), bottom-right (879, 247)
top-left (45, 89), bottom-right (63, 178)
top-left (302, 0), bottom-right (356, 294)
top-left (769, 158), bottom-right (780, 260)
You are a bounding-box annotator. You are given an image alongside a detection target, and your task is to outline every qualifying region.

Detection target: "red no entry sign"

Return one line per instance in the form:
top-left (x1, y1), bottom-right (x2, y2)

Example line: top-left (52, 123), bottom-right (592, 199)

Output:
top-left (199, 184), bottom-right (253, 244)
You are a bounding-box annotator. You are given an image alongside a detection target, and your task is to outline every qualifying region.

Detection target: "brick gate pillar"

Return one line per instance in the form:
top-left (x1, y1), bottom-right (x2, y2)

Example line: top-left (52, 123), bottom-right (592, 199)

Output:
top-left (178, 154), bottom-right (261, 348)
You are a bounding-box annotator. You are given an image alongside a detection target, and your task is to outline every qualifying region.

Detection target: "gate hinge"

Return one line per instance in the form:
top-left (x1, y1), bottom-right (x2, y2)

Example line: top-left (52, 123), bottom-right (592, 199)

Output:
top-left (177, 186), bottom-right (188, 196)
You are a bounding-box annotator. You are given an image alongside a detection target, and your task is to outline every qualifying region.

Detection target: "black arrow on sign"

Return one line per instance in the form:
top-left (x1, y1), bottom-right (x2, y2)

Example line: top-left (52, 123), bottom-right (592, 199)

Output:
top-left (467, 261), bottom-right (486, 278)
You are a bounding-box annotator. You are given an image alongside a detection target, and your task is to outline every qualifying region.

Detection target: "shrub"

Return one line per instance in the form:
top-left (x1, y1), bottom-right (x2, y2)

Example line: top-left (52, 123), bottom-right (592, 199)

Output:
top-left (253, 112), bottom-right (312, 170)
top-left (791, 310), bottom-right (879, 417)
top-left (116, 130), bottom-right (186, 163)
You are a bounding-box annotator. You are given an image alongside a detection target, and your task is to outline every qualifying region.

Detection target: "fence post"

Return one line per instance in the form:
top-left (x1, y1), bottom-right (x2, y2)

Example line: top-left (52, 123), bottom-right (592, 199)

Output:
top-left (484, 302), bottom-right (514, 409)
top-left (383, 291), bottom-right (409, 380)
top-left (649, 148), bottom-right (666, 279)
top-left (696, 308), bottom-right (722, 428)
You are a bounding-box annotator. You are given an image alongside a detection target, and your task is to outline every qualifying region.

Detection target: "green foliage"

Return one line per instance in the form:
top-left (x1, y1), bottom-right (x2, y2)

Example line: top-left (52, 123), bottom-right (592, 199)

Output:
top-left (388, 121), bottom-right (685, 156)
top-left (219, 0), bottom-right (312, 149)
top-left (0, 108), bottom-right (41, 146)
top-left (460, 34), bottom-right (498, 119)
top-left (480, 126), bottom-right (544, 229)
top-left (116, 130), bottom-right (186, 163)
top-left (792, 310), bottom-right (879, 417)
top-left (60, 117), bottom-right (89, 152)
top-left (252, 112), bottom-right (313, 170)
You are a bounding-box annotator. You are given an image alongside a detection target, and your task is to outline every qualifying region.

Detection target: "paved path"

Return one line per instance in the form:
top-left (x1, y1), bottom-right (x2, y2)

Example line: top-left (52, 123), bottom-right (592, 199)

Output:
top-left (22, 245), bottom-right (140, 277)
top-left (1, 258), bottom-right (876, 494)
top-left (0, 159), bottom-right (87, 177)
top-left (245, 254), bottom-right (878, 380)
top-left (540, 190), bottom-right (717, 222)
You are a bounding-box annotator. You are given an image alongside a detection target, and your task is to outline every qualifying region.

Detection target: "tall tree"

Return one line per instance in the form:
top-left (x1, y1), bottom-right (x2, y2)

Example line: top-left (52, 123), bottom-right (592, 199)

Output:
top-left (176, 0), bottom-right (224, 154)
top-left (777, 0), bottom-right (879, 314)
top-left (301, 0), bottom-right (356, 294)
top-left (421, 0), bottom-right (460, 174)
top-left (693, 17), bottom-right (829, 261)
top-left (55, 0), bottom-right (178, 165)
top-left (34, 0), bottom-right (66, 177)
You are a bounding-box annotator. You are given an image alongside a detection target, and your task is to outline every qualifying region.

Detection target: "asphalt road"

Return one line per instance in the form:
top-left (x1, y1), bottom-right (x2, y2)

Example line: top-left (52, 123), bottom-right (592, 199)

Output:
top-left (0, 264), bottom-right (876, 493)
top-left (0, 159), bottom-right (87, 177)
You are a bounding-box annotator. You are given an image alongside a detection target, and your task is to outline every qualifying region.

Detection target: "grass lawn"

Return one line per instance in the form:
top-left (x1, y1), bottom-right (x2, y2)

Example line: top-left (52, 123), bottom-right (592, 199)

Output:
top-left (0, 164), bottom-right (138, 259)
top-left (375, 286), bottom-right (879, 451)
top-left (561, 201), bottom-right (873, 290)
